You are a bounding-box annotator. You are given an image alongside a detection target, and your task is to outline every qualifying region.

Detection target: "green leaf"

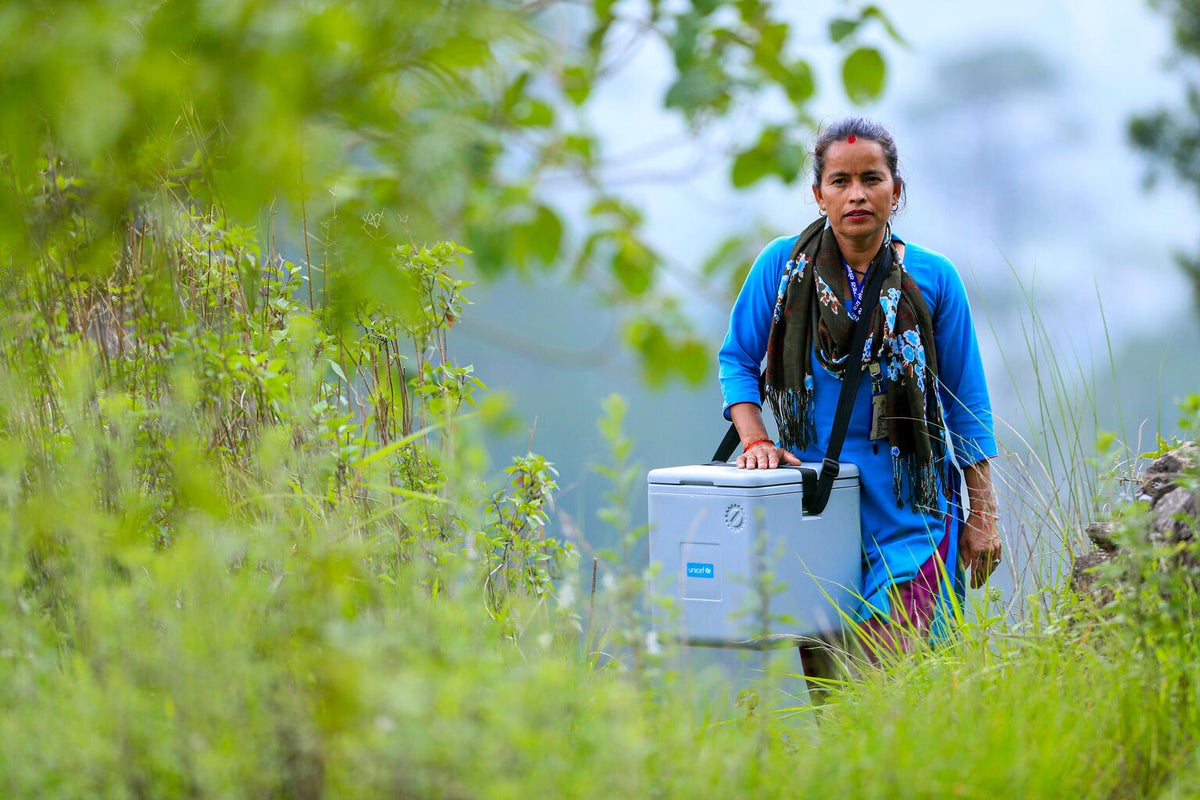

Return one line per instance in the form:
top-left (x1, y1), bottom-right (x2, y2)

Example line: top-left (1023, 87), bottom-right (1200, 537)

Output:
top-left (842, 47), bottom-right (886, 104)
top-left (730, 128), bottom-right (805, 187)
top-left (564, 134), bottom-right (594, 161)
top-left (503, 72), bottom-right (530, 113)
top-left (531, 205), bottom-right (563, 266)
top-left (669, 12), bottom-right (702, 69)
top-left (775, 140), bottom-right (805, 183)
top-left (757, 21), bottom-right (788, 54)
top-left (674, 339), bottom-right (710, 384)
top-left (611, 235), bottom-right (656, 296)
top-left (664, 62), bottom-right (729, 114)
top-left (562, 65), bottom-right (592, 106)
top-left (511, 99), bottom-right (554, 127)
top-left (595, 0), bottom-right (619, 21)
top-left (622, 318), bottom-right (669, 387)
top-left (464, 220), bottom-right (511, 277)
top-left (575, 231), bottom-right (603, 281)
top-left (508, 205), bottom-right (562, 269)
top-left (731, 144), bottom-right (773, 189)
top-left (829, 17), bottom-right (858, 43)
top-left (736, 0), bottom-right (764, 17)
top-left (587, 16), bottom-right (615, 58)
top-left (622, 317), bottom-right (710, 387)
top-left (863, 5), bottom-right (910, 46)
top-left (781, 59), bottom-right (815, 104)
top-left (429, 34), bottom-right (491, 70)
top-left (699, 234), bottom-right (749, 278)
top-left (589, 196), bottom-right (641, 225)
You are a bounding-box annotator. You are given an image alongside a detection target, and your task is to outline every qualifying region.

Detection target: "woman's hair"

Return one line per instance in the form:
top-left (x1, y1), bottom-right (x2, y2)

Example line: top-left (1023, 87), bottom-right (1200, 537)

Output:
top-left (811, 117), bottom-right (905, 208)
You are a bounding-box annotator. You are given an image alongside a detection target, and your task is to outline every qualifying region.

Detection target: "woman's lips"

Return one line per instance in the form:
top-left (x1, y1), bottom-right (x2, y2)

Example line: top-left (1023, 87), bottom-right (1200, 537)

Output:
top-left (845, 210), bottom-right (872, 219)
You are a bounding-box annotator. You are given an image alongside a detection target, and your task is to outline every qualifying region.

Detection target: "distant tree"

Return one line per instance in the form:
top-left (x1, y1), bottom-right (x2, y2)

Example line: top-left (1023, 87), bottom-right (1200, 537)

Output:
top-left (0, 0), bottom-right (900, 385)
top-left (1129, 0), bottom-right (1200, 315)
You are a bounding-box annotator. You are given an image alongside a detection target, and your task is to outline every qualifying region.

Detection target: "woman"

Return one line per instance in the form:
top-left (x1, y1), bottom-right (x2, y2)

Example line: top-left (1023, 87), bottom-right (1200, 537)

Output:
top-left (718, 117), bottom-right (1001, 658)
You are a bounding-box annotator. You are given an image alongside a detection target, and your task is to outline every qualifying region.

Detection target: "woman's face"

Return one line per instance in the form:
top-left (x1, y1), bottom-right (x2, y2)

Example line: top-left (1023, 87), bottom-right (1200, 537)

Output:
top-left (812, 139), bottom-right (901, 249)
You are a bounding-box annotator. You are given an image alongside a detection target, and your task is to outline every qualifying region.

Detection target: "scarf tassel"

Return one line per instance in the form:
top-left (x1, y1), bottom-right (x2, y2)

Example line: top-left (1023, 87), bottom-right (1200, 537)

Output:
top-left (765, 385), bottom-right (815, 453)
top-left (892, 450), bottom-right (946, 520)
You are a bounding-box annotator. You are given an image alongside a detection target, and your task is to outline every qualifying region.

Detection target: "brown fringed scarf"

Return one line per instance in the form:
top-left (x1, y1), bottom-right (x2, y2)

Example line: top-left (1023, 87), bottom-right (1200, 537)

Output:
top-left (763, 217), bottom-right (948, 515)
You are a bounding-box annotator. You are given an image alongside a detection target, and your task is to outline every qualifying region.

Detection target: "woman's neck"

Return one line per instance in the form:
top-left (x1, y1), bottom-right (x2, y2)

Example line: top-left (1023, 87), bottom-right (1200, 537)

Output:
top-left (835, 232), bottom-right (886, 274)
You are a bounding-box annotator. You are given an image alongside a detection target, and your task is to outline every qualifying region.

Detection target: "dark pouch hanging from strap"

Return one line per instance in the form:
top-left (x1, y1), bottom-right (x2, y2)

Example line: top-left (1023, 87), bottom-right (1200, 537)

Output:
top-left (712, 245), bottom-right (893, 515)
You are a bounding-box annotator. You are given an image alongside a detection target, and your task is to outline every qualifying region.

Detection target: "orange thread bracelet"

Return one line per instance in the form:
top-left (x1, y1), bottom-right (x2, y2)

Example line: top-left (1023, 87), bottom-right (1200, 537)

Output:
top-left (743, 438), bottom-right (774, 452)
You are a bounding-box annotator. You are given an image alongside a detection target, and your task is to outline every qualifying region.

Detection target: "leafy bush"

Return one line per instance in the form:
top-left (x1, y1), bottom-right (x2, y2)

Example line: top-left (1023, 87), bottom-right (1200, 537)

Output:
top-left (0, 152), bottom-right (594, 792)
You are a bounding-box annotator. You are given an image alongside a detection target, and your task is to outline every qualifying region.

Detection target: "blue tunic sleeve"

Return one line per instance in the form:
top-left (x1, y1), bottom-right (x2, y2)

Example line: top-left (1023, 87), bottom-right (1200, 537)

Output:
top-left (718, 236), bottom-right (798, 419)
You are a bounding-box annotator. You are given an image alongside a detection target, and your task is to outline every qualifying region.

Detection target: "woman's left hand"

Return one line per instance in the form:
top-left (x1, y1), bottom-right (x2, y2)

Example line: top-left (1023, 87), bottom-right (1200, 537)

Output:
top-left (960, 513), bottom-right (1002, 589)
top-left (960, 459), bottom-right (1001, 589)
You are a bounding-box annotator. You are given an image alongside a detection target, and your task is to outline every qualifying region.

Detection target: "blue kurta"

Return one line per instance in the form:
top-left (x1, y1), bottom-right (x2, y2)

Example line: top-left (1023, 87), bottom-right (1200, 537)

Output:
top-left (718, 234), bottom-right (997, 620)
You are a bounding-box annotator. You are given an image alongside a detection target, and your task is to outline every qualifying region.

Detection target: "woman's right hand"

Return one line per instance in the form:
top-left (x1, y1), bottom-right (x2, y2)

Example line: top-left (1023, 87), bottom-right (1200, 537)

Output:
top-left (728, 404), bottom-right (802, 470)
top-left (736, 440), bottom-right (802, 470)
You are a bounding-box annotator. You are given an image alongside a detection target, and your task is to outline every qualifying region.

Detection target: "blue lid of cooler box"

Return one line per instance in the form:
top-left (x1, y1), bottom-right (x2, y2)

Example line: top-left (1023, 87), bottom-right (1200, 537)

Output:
top-left (647, 462), bottom-right (859, 488)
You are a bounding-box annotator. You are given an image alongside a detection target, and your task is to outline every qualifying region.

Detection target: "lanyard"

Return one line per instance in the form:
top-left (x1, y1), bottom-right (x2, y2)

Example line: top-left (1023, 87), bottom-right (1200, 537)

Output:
top-left (843, 260), bottom-right (865, 319)
top-left (844, 232), bottom-right (893, 320)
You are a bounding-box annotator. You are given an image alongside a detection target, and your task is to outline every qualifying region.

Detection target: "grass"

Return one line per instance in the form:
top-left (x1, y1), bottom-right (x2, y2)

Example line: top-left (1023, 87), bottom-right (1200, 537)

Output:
top-left (0, 282), bottom-right (1197, 800)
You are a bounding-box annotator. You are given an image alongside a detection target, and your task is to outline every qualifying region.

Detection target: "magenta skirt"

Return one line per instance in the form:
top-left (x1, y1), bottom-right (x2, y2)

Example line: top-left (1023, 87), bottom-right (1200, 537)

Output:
top-left (857, 521), bottom-right (953, 657)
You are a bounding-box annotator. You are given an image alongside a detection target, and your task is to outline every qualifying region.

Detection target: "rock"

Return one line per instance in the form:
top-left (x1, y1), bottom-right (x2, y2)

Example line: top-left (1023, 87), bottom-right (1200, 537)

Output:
top-left (1155, 487), bottom-right (1199, 542)
top-left (1137, 443), bottom-right (1199, 503)
top-left (1070, 549), bottom-right (1116, 603)
top-left (1072, 442), bottom-right (1200, 603)
top-left (1086, 521), bottom-right (1118, 553)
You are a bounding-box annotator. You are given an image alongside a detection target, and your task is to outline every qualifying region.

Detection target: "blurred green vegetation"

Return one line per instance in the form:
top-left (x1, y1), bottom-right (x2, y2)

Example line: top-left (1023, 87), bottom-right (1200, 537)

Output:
top-left (4, 1), bottom-right (1200, 798)
top-left (0, 0), bottom-right (900, 386)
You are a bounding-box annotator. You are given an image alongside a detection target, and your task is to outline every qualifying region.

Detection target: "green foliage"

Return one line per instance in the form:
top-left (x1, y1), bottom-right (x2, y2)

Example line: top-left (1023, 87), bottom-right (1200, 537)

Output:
top-left (0, 176), bottom-right (592, 793)
top-left (797, 624), bottom-right (1196, 799)
top-left (587, 394), bottom-right (655, 670)
top-left (732, 126), bottom-right (807, 188)
top-left (1182, 392), bottom-right (1200, 432)
top-left (0, 0), bottom-right (904, 387)
top-left (841, 47), bottom-right (887, 104)
top-left (481, 451), bottom-right (573, 634)
top-left (531, 0), bottom-right (902, 384)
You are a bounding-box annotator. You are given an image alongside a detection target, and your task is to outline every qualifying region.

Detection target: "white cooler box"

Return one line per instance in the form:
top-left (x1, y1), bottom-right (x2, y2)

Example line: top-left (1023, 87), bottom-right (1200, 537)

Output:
top-left (647, 463), bottom-right (862, 648)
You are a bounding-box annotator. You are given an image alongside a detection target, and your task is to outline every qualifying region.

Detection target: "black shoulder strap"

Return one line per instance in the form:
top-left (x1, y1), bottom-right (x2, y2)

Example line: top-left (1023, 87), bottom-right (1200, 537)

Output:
top-left (710, 371), bottom-right (765, 463)
top-left (710, 423), bottom-right (743, 464)
top-left (713, 245), bottom-right (894, 516)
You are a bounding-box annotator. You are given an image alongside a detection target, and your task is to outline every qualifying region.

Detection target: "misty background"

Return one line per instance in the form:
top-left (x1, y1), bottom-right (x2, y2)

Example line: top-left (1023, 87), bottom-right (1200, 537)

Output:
top-left (453, 0), bottom-right (1200, 600)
